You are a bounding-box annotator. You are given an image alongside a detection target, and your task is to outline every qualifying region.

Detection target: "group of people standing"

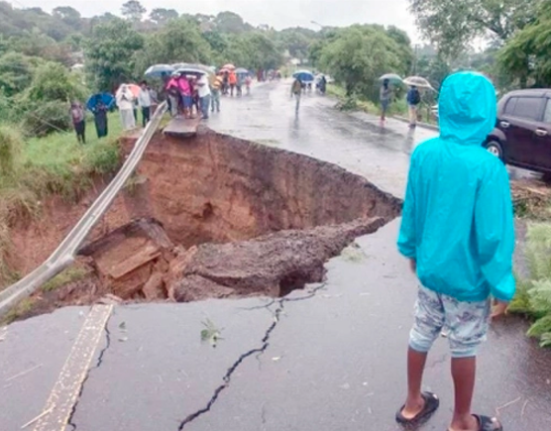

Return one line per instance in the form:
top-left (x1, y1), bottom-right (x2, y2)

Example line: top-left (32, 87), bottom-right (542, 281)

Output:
top-left (70, 81), bottom-right (156, 145)
top-left (379, 79), bottom-right (421, 127)
top-left (165, 72), bottom-right (212, 120)
top-left (164, 70), bottom-right (253, 120)
top-left (220, 70), bottom-right (251, 97)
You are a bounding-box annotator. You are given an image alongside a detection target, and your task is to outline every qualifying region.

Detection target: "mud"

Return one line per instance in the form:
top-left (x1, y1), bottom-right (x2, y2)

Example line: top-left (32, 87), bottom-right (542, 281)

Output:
top-left (6, 128), bottom-right (401, 315)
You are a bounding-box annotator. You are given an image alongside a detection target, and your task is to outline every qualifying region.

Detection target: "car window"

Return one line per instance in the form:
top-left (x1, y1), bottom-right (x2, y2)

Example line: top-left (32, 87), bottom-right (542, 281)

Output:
top-left (544, 100), bottom-right (551, 124)
top-left (504, 97), bottom-right (517, 115)
top-left (510, 97), bottom-right (543, 121)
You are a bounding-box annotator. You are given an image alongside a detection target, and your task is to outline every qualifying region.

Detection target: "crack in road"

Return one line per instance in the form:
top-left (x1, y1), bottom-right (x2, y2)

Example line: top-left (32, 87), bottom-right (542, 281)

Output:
top-left (177, 283), bottom-right (327, 430)
top-left (67, 312), bottom-right (113, 430)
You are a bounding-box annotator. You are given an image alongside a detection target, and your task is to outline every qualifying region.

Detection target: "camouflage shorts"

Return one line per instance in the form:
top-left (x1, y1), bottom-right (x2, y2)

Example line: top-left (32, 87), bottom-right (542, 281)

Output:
top-left (409, 286), bottom-right (491, 358)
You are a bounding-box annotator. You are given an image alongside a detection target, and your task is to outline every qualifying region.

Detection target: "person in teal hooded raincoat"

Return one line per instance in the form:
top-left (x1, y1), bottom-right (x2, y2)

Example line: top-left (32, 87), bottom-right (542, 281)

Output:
top-left (395, 71), bottom-right (514, 431)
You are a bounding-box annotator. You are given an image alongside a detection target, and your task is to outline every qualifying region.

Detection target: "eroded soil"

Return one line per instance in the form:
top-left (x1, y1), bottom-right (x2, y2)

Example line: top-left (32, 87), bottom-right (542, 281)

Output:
top-left (7, 128), bottom-right (402, 318)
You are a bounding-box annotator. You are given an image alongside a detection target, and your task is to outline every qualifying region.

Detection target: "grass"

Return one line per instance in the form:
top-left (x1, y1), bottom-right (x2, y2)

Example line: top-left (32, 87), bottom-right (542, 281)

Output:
top-left (0, 111), bottom-right (124, 288)
top-left (1, 297), bottom-right (36, 325)
top-left (41, 265), bottom-right (90, 293)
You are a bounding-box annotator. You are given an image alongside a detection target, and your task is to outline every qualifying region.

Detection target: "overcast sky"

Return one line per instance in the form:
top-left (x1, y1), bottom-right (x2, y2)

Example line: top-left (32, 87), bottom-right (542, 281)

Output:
top-left (19, 0), bottom-right (421, 42)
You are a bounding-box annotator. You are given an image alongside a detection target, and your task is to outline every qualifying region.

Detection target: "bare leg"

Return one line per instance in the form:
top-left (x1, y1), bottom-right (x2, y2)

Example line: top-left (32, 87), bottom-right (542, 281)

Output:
top-left (401, 347), bottom-right (428, 418)
top-left (449, 357), bottom-right (478, 431)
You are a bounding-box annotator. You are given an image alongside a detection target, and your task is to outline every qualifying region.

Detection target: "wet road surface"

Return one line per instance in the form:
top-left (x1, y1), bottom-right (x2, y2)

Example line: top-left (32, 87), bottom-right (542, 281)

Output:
top-left (1, 81), bottom-right (550, 431)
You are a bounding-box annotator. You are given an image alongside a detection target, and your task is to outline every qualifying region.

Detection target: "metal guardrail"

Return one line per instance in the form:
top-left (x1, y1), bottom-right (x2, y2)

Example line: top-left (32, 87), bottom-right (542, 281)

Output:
top-left (0, 102), bottom-right (168, 318)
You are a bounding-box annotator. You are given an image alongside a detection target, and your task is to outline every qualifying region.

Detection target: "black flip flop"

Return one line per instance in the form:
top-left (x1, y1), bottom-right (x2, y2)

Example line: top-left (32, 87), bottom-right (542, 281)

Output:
top-left (471, 415), bottom-right (503, 431)
top-left (396, 391), bottom-right (440, 427)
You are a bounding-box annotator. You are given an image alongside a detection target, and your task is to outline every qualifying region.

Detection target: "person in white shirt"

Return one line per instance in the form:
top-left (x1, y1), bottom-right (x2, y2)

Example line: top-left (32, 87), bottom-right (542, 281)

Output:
top-left (115, 84), bottom-right (136, 130)
top-left (138, 80), bottom-right (152, 127)
top-left (196, 73), bottom-right (212, 120)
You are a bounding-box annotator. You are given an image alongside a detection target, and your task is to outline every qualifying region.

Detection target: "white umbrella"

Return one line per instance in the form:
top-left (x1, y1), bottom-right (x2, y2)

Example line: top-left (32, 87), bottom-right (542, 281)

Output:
top-left (403, 76), bottom-right (434, 90)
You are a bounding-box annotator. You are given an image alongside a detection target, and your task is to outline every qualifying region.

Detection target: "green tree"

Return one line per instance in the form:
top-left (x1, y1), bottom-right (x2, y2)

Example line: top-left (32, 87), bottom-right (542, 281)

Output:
top-left (409, 0), bottom-right (542, 58)
top-left (0, 52), bottom-right (34, 97)
top-left (52, 6), bottom-right (82, 30)
top-left (85, 18), bottom-right (144, 91)
top-left (135, 18), bottom-right (212, 72)
top-left (241, 32), bottom-right (283, 71)
top-left (24, 62), bottom-right (86, 103)
top-left (498, 1), bottom-right (551, 87)
top-left (121, 0), bottom-right (146, 23)
top-left (319, 26), bottom-right (404, 98)
top-left (213, 11), bottom-right (251, 34)
top-left (149, 8), bottom-right (178, 26)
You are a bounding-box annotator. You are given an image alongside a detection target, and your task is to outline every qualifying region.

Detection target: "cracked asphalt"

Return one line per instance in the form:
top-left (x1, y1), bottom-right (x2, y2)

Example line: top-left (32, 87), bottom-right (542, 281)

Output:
top-left (1, 81), bottom-right (550, 431)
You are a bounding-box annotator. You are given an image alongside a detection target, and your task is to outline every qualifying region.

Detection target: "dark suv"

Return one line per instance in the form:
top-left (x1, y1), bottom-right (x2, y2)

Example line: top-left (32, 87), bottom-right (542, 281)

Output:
top-left (485, 89), bottom-right (551, 173)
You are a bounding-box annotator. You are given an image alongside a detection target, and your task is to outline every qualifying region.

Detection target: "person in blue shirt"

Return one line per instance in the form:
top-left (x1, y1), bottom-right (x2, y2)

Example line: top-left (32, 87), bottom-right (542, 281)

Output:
top-left (406, 85), bottom-right (421, 127)
top-left (395, 71), bottom-right (514, 431)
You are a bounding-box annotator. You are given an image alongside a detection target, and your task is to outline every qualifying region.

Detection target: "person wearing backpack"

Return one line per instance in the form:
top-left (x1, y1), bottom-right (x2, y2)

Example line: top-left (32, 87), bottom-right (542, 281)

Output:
top-left (407, 85), bottom-right (421, 128)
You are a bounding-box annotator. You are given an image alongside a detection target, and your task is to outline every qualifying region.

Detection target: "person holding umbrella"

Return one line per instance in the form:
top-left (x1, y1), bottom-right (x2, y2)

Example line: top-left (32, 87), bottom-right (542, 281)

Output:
top-left (116, 84), bottom-right (136, 130)
top-left (86, 93), bottom-right (113, 138)
top-left (380, 79), bottom-right (393, 124)
top-left (407, 85), bottom-right (421, 128)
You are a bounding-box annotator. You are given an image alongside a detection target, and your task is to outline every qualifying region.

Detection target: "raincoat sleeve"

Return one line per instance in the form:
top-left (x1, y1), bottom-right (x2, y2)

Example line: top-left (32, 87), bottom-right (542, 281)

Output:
top-left (397, 152), bottom-right (418, 259)
top-left (475, 162), bottom-right (516, 302)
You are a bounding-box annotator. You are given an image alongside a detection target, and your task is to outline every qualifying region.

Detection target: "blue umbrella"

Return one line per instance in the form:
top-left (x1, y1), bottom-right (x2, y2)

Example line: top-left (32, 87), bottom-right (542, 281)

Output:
top-left (144, 64), bottom-right (175, 78)
top-left (86, 93), bottom-right (115, 112)
top-left (293, 70), bottom-right (314, 82)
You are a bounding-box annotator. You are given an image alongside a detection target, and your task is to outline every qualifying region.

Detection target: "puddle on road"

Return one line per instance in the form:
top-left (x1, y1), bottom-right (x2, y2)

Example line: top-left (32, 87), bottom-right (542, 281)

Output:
top-left (10, 129), bottom-right (402, 320)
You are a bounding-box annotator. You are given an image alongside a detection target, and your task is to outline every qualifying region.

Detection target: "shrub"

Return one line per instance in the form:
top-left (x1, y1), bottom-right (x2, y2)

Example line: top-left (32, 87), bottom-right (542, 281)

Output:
top-left (510, 223), bottom-right (551, 347)
top-left (21, 101), bottom-right (71, 137)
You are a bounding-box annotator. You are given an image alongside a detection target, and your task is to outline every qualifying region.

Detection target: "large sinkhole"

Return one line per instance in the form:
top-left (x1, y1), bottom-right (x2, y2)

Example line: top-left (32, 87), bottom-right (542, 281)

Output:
top-left (20, 128), bottom-right (402, 316)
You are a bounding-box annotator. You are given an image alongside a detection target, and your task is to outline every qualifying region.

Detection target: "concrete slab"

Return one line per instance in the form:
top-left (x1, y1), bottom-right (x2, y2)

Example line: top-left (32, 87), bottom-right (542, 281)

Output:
top-left (164, 117), bottom-right (200, 139)
top-left (0, 307), bottom-right (89, 430)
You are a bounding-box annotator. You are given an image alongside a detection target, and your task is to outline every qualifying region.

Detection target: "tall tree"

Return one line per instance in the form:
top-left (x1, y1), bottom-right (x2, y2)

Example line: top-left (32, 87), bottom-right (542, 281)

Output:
top-left (319, 25), bottom-right (405, 98)
top-left (498, 1), bottom-right (551, 87)
top-left (135, 18), bottom-right (212, 73)
top-left (121, 0), bottom-right (147, 23)
top-left (52, 6), bottom-right (82, 29)
top-left (85, 18), bottom-right (144, 91)
top-left (409, 0), bottom-right (542, 57)
top-left (213, 11), bottom-right (250, 34)
top-left (149, 8), bottom-right (178, 26)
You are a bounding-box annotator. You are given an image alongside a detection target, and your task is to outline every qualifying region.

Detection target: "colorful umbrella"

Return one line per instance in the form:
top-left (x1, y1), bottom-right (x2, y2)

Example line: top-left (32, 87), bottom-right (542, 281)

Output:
top-left (126, 84), bottom-right (141, 98)
top-left (379, 73), bottom-right (403, 84)
top-left (293, 70), bottom-right (314, 82)
top-left (144, 64), bottom-right (175, 78)
top-left (222, 63), bottom-right (236, 70)
top-left (86, 93), bottom-right (115, 112)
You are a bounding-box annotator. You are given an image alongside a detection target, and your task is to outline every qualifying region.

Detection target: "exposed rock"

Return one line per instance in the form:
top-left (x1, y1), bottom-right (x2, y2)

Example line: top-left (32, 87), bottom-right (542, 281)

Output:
top-left (142, 272), bottom-right (166, 300)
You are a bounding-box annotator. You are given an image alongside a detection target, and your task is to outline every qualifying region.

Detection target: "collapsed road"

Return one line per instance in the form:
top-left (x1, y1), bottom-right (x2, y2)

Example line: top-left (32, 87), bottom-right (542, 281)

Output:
top-left (0, 81), bottom-right (550, 431)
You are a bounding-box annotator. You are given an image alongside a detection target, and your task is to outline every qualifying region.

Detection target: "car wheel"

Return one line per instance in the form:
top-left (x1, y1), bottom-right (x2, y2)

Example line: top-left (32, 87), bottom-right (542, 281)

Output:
top-left (485, 140), bottom-right (503, 160)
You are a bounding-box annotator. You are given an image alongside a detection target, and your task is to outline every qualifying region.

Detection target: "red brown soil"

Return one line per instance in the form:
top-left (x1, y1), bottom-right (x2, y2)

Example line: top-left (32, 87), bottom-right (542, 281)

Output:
top-left (6, 128), bottom-right (401, 314)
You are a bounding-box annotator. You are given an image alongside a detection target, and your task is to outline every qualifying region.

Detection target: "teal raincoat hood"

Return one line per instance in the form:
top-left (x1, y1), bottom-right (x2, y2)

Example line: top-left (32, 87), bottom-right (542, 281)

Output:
top-left (439, 71), bottom-right (497, 146)
top-left (398, 71), bottom-right (515, 302)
